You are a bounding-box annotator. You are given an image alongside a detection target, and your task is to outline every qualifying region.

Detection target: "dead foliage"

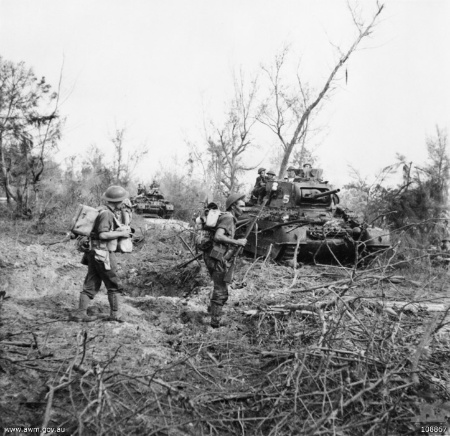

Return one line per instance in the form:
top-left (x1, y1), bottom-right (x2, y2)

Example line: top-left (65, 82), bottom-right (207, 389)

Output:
top-left (1, 217), bottom-right (450, 435)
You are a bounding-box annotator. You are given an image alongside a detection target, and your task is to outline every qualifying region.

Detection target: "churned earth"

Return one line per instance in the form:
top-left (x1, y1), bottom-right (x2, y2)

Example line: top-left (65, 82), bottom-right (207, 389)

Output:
top-left (1, 215), bottom-right (450, 435)
top-left (0, 216), bottom-right (259, 433)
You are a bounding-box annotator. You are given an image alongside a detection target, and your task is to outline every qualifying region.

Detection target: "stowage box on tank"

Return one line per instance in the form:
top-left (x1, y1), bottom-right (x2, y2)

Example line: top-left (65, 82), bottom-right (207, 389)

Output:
top-left (240, 168), bottom-right (390, 263)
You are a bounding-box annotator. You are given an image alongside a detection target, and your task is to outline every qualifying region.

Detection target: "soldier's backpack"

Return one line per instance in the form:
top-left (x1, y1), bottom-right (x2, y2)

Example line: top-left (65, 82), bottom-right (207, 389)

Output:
top-left (71, 204), bottom-right (133, 253)
top-left (194, 208), bottom-right (222, 251)
top-left (71, 205), bottom-right (99, 236)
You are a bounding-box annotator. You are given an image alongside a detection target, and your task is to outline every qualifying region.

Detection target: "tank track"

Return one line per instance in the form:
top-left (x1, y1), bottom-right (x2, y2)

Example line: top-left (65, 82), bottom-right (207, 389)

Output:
top-left (277, 244), bottom-right (298, 261)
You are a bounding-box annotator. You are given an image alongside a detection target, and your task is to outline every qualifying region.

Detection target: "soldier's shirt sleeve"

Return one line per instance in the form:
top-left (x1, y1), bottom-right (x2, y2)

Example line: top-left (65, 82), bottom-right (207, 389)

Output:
top-left (254, 176), bottom-right (264, 188)
top-left (96, 210), bottom-right (114, 234)
top-left (216, 214), bottom-right (234, 237)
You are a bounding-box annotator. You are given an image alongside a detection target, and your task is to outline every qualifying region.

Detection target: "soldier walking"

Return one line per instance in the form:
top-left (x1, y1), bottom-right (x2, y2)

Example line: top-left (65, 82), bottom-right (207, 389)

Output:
top-left (203, 193), bottom-right (247, 328)
top-left (71, 186), bottom-right (131, 322)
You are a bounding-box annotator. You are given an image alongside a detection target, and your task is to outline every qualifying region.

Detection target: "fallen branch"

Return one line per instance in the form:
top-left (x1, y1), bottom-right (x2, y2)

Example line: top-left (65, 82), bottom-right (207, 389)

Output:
top-left (410, 313), bottom-right (440, 386)
top-left (0, 340), bottom-right (38, 348)
top-left (244, 298), bottom-right (448, 317)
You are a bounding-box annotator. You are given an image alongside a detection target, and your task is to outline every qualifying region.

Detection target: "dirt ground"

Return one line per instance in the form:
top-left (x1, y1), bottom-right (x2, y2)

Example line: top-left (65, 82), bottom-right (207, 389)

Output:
top-left (0, 216), bottom-right (260, 433)
top-left (1, 215), bottom-right (450, 435)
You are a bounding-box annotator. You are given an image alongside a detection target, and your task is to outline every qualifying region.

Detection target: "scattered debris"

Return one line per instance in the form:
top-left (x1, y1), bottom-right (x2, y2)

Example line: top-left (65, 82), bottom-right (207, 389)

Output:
top-left (1, 215), bottom-right (449, 435)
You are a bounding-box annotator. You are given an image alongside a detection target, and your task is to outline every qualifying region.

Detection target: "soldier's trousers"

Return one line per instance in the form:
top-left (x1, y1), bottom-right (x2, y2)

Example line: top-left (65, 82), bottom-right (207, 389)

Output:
top-left (203, 253), bottom-right (229, 306)
top-left (252, 187), bottom-right (266, 202)
top-left (82, 251), bottom-right (123, 301)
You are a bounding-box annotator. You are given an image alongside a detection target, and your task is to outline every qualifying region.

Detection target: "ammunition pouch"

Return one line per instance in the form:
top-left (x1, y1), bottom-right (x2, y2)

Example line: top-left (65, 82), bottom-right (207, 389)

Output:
top-left (117, 237), bottom-right (133, 253)
top-left (223, 246), bottom-right (237, 261)
top-left (90, 238), bottom-right (116, 252)
top-left (209, 244), bottom-right (227, 262)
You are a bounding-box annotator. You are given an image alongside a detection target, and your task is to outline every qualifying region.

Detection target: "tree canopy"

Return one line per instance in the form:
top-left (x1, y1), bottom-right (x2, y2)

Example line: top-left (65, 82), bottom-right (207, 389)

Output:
top-left (0, 57), bottom-right (60, 214)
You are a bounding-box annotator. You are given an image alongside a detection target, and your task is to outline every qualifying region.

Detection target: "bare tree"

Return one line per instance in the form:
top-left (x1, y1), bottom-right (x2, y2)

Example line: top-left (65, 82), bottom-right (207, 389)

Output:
top-left (192, 72), bottom-right (260, 198)
top-left (258, 3), bottom-right (385, 178)
top-left (112, 128), bottom-right (125, 183)
top-left (292, 140), bottom-right (318, 169)
top-left (423, 126), bottom-right (449, 204)
top-left (110, 127), bottom-right (148, 186)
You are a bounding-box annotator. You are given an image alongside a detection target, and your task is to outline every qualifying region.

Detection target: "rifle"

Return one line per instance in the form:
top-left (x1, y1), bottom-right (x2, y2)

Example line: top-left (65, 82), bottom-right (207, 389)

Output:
top-left (224, 197), bottom-right (268, 283)
top-left (178, 235), bottom-right (202, 267)
top-left (175, 253), bottom-right (203, 269)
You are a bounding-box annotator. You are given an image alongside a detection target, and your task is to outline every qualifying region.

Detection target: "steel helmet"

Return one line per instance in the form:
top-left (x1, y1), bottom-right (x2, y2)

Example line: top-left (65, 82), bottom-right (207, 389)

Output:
top-left (303, 163), bottom-right (312, 168)
top-left (103, 185), bottom-right (129, 202)
top-left (225, 193), bottom-right (245, 210)
top-left (258, 167), bottom-right (266, 174)
top-left (287, 166), bottom-right (296, 171)
top-left (267, 170), bottom-right (276, 176)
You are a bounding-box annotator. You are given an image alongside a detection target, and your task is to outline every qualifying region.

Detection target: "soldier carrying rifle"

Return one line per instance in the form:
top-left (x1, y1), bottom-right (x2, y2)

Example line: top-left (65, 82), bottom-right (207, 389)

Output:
top-left (203, 193), bottom-right (247, 328)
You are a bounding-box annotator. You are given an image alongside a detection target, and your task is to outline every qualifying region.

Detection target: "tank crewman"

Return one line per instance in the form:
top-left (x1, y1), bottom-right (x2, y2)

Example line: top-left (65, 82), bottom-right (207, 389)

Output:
top-left (137, 183), bottom-right (145, 195)
top-left (266, 170), bottom-right (276, 181)
top-left (252, 168), bottom-right (267, 203)
top-left (71, 185), bottom-right (131, 322)
top-left (203, 193), bottom-right (247, 328)
top-left (285, 166), bottom-right (296, 182)
top-left (150, 180), bottom-right (160, 193)
top-left (302, 163), bottom-right (312, 178)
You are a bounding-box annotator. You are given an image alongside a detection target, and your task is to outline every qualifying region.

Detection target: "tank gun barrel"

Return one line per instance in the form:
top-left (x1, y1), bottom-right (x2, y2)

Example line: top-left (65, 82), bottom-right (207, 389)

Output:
top-left (310, 188), bottom-right (340, 200)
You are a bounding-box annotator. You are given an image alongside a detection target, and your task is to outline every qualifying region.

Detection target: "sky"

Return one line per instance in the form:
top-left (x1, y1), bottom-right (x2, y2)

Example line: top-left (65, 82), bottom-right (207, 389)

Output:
top-left (0, 0), bottom-right (449, 191)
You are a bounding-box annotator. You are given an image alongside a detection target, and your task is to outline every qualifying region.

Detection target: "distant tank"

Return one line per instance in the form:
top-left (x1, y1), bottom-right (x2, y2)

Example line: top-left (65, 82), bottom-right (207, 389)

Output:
top-left (240, 168), bottom-right (390, 263)
top-left (133, 184), bottom-right (174, 219)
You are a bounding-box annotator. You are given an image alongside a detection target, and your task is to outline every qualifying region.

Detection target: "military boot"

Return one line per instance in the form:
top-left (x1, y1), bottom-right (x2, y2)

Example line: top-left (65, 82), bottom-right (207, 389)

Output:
top-left (107, 293), bottom-right (124, 322)
top-left (210, 303), bottom-right (223, 329)
top-left (70, 294), bottom-right (97, 322)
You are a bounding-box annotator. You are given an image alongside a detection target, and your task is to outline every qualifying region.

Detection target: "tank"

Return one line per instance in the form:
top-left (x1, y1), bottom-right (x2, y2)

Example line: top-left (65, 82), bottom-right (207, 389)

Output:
top-left (240, 168), bottom-right (390, 263)
top-left (132, 184), bottom-right (174, 219)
